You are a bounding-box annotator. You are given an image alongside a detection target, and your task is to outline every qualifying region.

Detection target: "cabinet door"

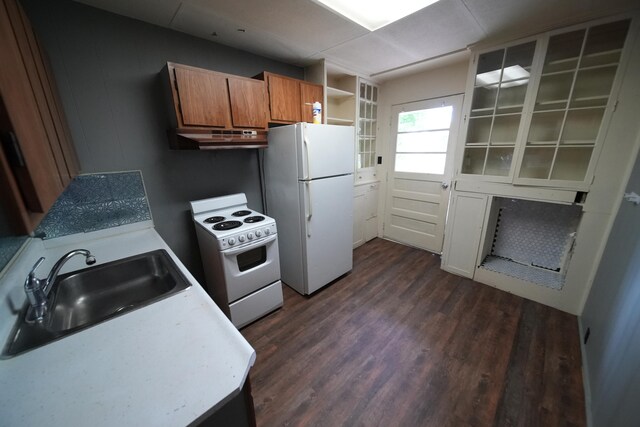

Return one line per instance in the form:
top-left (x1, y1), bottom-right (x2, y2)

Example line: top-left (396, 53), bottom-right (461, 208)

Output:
top-left (300, 82), bottom-right (323, 123)
top-left (228, 78), bottom-right (268, 129)
top-left (174, 66), bottom-right (231, 128)
top-left (353, 190), bottom-right (365, 248)
top-left (441, 192), bottom-right (488, 278)
top-left (460, 41), bottom-right (537, 181)
top-left (0, 0), bottom-right (77, 232)
top-left (267, 74), bottom-right (301, 122)
top-left (514, 19), bottom-right (631, 188)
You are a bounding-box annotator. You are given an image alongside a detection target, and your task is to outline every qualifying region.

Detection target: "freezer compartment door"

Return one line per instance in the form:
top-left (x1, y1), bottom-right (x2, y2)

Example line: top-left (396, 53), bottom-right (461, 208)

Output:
top-left (299, 124), bottom-right (355, 180)
top-left (299, 174), bottom-right (354, 294)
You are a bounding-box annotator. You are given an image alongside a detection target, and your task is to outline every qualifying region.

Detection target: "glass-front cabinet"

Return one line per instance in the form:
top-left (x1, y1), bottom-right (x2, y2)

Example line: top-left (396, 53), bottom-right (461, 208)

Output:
top-left (459, 18), bottom-right (632, 190)
top-left (462, 41), bottom-right (536, 180)
top-left (356, 79), bottom-right (378, 180)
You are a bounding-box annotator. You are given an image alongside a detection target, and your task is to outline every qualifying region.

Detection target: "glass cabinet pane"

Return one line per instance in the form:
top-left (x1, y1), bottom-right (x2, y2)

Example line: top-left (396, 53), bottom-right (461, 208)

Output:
top-left (475, 50), bottom-right (505, 85)
top-left (534, 73), bottom-right (573, 110)
top-left (527, 111), bottom-right (564, 144)
top-left (582, 20), bottom-right (630, 66)
top-left (519, 147), bottom-right (554, 179)
top-left (561, 108), bottom-right (605, 143)
top-left (471, 86), bottom-right (498, 114)
top-left (570, 66), bottom-right (616, 107)
top-left (491, 115), bottom-right (520, 143)
top-left (550, 147), bottom-right (592, 180)
top-left (466, 117), bottom-right (492, 144)
top-left (485, 147), bottom-right (514, 176)
top-left (462, 147), bottom-right (487, 174)
top-left (543, 30), bottom-right (584, 74)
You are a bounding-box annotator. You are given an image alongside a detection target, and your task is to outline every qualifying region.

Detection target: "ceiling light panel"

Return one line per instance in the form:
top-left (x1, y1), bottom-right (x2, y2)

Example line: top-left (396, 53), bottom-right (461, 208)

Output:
top-left (313, 0), bottom-right (442, 31)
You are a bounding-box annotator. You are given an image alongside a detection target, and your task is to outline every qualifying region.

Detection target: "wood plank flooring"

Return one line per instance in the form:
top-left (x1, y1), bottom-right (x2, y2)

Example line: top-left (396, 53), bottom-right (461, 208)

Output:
top-left (241, 238), bottom-right (586, 427)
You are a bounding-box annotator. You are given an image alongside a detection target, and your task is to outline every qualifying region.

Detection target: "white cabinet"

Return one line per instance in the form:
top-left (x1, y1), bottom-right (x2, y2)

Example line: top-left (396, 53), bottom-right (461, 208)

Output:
top-left (458, 18), bottom-right (633, 191)
top-left (441, 191), bottom-right (488, 277)
top-left (353, 182), bottom-right (379, 248)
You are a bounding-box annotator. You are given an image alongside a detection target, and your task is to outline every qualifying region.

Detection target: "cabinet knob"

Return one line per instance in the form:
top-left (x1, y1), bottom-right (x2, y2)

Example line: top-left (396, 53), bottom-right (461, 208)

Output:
top-left (441, 182), bottom-right (449, 190)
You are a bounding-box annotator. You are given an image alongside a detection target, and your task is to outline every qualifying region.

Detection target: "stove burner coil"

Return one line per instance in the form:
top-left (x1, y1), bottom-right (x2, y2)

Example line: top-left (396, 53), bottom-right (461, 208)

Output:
top-left (244, 216), bottom-right (265, 223)
top-left (231, 210), bottom-right (252, 217)
top-left (204, 216), bottom-right (225, 223)
top-left (212, 220), bottom-right (243, 231)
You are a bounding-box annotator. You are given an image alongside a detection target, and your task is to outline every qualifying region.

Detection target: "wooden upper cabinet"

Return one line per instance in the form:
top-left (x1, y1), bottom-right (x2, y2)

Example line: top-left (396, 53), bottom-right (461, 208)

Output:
top-left (0, 0), bottom-right (78, 233)
top-left (255, 72), bottom-right (323, 124)
top-left (266, 74), bottom-right (301, 122)
top-left (228, 77), bottom-right (269, 128)
top-left (173, 66), bottom-right (231, 128)
top-left (165, 62), bottom-right (268, 130)
top-left (300, 82), bottom-right (323, 123)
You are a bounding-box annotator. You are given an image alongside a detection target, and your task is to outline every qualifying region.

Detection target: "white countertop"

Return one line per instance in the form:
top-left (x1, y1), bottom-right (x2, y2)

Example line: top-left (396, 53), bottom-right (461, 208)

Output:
top-left (0, 223), bottom-right (255, 426)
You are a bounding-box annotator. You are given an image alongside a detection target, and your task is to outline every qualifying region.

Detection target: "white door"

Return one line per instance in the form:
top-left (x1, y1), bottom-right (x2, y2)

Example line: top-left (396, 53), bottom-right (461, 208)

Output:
top-left (384, 95), bottom-right (462, 253)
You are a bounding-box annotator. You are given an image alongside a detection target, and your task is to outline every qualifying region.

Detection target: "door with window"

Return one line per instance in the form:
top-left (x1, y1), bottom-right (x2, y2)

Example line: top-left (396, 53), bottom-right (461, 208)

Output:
top-left (384, 95), bottom-right (462, 252)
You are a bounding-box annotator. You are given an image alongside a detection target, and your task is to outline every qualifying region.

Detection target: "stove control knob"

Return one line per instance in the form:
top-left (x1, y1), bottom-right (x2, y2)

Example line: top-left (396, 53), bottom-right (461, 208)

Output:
top-left (264, 228), bottom-right (271, 235)
top-left (255, 230), bottom-right (263, 237)
top-left (238, 235), bottom-right (246, 243)
top-left (247, 232), bottom-right (255, 240)
top-left (228, 237), bottom-right (236, 246)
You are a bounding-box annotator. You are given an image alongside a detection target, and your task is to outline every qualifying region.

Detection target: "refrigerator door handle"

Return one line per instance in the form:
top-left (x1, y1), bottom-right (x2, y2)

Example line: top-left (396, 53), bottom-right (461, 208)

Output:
top-left (303, 135), bottom-right (311, 180)
top-left (305, 181), bottom-right (312, 237)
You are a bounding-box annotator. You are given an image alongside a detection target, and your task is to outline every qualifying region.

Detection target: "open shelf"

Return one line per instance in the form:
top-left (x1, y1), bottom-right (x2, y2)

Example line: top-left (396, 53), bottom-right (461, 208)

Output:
top-left (326, 86), bottom-right (354, 99)
top-left (327, 116), bottom-right (354, 125)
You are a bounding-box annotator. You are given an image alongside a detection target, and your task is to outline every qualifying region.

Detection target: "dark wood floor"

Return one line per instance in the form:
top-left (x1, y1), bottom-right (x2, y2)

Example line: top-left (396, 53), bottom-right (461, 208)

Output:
top-left (241, 238), bottom-right (586, 427)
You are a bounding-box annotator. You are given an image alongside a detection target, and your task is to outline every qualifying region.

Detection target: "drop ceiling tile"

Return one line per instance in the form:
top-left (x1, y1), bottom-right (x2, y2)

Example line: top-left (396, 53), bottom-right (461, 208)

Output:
top-left (186, 0), bottom-right (368, 55)
top-left (171, 3), bottom-right (313, 63)
top-left (73, 0), bottom-right (180, 27)
top-left (462, 0), bottom-right (640, 42)
top-left (318, 0), bottom-right (484, 75)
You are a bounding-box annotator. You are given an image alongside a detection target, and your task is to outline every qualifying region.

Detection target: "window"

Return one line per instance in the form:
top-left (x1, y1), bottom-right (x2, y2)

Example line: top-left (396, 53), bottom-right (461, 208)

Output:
top-left (394, 106), bottom-right (453, 174)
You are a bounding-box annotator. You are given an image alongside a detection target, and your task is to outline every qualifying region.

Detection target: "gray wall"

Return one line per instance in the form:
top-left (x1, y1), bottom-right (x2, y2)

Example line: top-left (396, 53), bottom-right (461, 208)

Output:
top-left (581, 147), bottom-right (640, 427)
top-left (20, 0), bottom-right (303, 281)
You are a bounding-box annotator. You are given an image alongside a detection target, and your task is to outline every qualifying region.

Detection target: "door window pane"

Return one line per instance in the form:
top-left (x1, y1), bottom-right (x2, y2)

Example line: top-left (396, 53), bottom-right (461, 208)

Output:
top-left (395, 154), bottom-right (446, 174)
top-left (397, 131), bottom-right (449, 153)
top-left (398, 106), bottom-right (453, 132)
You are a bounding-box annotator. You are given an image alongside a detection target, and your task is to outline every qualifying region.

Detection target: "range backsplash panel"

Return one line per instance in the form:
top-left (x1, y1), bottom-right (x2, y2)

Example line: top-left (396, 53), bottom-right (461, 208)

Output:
top-left (35, 171), bottom-right (152, 239)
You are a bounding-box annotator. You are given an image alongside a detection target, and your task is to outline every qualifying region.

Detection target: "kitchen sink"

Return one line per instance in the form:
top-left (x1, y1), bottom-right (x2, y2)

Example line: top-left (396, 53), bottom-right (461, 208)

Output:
top-left (2, 249), bottom-right (191, 357)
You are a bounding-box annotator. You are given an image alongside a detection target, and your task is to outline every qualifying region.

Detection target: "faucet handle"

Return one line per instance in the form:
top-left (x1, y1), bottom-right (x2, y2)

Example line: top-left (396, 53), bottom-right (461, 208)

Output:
top-left (24, 257), bottom-right (47, 319)
top-left (27, 257), bottom-right (45, 281)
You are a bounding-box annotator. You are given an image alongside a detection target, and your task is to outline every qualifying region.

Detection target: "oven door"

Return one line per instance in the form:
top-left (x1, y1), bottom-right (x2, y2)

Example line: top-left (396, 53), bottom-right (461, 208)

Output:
top-left (221, 234), bottom-right (281, 302)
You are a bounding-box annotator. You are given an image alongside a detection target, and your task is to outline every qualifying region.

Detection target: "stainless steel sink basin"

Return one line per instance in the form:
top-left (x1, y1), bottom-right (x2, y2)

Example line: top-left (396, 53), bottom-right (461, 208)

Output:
top-left (2, 249), bottom-right (191, 357)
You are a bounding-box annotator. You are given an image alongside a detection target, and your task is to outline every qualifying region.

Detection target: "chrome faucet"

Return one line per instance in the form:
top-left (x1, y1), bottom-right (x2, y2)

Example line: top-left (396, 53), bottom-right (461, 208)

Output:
top-left (24, 249), bottom-right (96, 322)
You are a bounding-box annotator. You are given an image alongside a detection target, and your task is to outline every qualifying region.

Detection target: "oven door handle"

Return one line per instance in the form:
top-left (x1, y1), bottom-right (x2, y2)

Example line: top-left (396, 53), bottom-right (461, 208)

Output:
top-left (222, 234), bottom-right (278, 256)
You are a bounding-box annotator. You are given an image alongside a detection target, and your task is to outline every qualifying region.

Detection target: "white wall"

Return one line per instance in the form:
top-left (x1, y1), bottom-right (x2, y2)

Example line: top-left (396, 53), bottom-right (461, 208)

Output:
top-left (375, 60), bottom-right (469, 236)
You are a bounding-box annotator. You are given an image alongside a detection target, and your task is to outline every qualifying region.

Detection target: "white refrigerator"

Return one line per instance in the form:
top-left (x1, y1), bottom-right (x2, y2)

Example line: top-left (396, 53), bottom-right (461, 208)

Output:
top-left (263, 123), bottom-right (355, 295)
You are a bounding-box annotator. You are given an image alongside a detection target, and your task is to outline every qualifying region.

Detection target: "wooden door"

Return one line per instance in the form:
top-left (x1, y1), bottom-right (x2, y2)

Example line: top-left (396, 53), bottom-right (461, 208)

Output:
top-left (267, 74), bottom-right (301, 122)
top-left (384, 95), bottom-right (462, 253)
top-left (228, 78), bottom-right (268, 129)
top-left (300, 82), bottom-right (323, 123)
top-left (174, 66), bottom-right (231, 128)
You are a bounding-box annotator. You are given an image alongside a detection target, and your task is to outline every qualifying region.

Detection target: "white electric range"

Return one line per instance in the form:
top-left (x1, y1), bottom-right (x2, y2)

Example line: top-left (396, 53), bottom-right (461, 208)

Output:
top-left (191, 193), bottom-right (283, 328)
